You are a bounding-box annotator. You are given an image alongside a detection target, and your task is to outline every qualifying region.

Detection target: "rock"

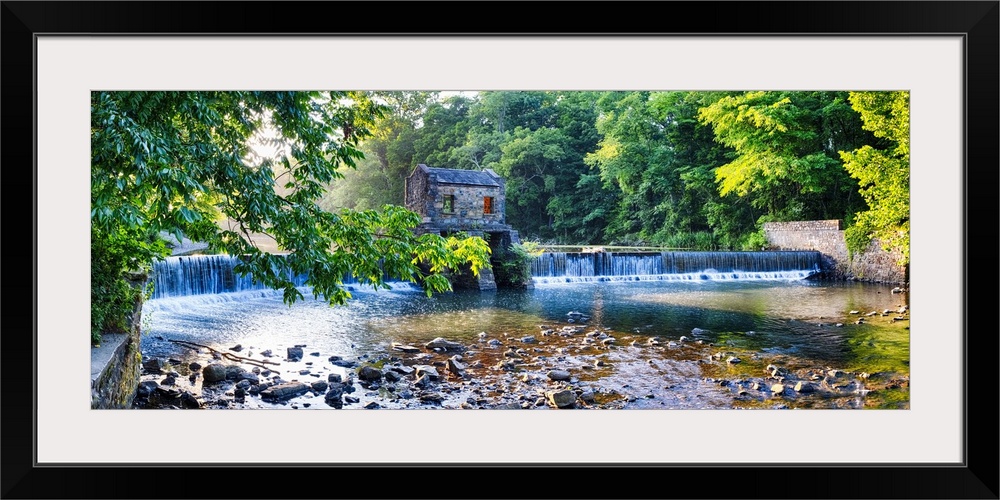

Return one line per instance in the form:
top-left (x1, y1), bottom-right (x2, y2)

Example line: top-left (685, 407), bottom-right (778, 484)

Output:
top-left (330, 358), bottom-right (357, 368)
top-left (424, 337), bottom-right (465, 351)
top-left (229, 344), bottom-right (243, 352)
top-left (202, 363), bottom-right (228, 383)
top-left (579, 390), bottom-right (596, 403)
top-left (364, 402), bottom-right (380, 409)
top-left (179, 392), bottom-right (201, 409)
top-left (357, 365), bottom-right (383, 382)
top-left (226, 365), bottom-right (245, 380)
top-left (414, 365), bottom-right (440, 381)
top-left (311, 381), bottom-right (328, 392)
top-left (726, 356), bottom-right (741, 364)
top-left (137, 381), bottom-right (159, 397)
top-left (794, 381), bottom-right (816, 393)
top-left (691, 328), bottom-right (711, 336)
top-left (520, 335), bottom-right (538, 344)
top-left (160, 375), bottom-right (176, 386)
top-left (419, 393), bottom-right (445, 405)
top-left (260, 350), bottom-right (273, 357)
top-left (287, 347), bottom-right (304, 361)
top-left (770, 383), bottom-right (786, 395)
top-left (142, 358), bottom-right (163, 374)
top-left (447, 357), bottom-right (466, 374)
top-left (546, 389), bottom-right (577, 408)
top-left (325, 383), bottom-right (345, 406)
top-left (259, 382), bottom-right (310, 400)
top-left (384, 370), bottom-right (402, 382)
top-left (389, 365), bottom-right (415, 376)
top-left (414, 375), bottom-right (434, 388)
top-left (327, 373), bottom-right (343, 384)
top-left (239, 372), bottom-right (259, 384)
top-left (547, 369), bottom-right (571, 381)
top-left (235, 380), bottom-right (251, 390)
top-left (188, 362), bottom-right (202, 371)
top-left (391, 342), bottom-right (421, 353)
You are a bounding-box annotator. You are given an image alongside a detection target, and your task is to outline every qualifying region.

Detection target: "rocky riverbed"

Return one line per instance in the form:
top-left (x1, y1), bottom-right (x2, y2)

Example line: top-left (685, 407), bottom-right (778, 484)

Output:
top-left (132, 302), bottom-right (910, 410)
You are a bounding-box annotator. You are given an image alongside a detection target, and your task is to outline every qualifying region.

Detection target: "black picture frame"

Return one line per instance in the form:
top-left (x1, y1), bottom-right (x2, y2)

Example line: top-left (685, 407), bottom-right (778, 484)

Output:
top-left (3, 2), bottom-right (997, 498)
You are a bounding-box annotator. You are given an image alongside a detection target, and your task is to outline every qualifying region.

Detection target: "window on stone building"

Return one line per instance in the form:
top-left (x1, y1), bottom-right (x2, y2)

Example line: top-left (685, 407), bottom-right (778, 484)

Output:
top-left (483, 196), bottom-right (494, 215)
top-left (442, 195), bottom-right (455, 213)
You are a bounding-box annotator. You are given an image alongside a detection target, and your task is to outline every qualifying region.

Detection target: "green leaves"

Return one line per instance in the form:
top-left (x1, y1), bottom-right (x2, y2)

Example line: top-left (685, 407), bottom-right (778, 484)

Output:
top-left (839, 91), bottom-right (910, 265)
top-left (91, 91), bottom-right (493, 340)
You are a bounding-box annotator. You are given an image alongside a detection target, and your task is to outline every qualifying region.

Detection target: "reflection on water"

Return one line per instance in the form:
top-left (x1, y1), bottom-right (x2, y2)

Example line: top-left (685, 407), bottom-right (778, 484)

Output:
top-left (141, 279), bottom-right (909, 377)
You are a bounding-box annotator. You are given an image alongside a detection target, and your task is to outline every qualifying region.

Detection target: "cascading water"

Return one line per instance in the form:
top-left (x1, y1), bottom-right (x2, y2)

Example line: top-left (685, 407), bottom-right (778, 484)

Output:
top-left (149, 255), bottom-right (305, 299)
top-left (149, 254), bottom-right (423, 300)
top-left (531, 251), bottom-right (822, 284)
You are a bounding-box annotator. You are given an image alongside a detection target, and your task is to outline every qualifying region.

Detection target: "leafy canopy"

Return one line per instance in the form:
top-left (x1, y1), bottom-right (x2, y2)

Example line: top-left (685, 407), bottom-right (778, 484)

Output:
top-left (91, 91), bottom-right (491, 339)
top-left (838, 91), bottom-right (910, 265)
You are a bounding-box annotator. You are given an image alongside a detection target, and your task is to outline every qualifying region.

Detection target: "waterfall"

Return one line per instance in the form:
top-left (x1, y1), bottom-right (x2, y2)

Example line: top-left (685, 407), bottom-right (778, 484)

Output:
top-left (531, 251), bottom-right (822, 283)
top-left (149, 254), bottom-right (423, 299)
top-left (150, 255), bottom-right (308, 299)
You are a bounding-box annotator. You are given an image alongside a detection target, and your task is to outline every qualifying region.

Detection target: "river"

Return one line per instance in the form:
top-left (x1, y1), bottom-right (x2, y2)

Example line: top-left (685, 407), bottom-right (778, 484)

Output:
top-left (134, 255), bottom-right (910, 410)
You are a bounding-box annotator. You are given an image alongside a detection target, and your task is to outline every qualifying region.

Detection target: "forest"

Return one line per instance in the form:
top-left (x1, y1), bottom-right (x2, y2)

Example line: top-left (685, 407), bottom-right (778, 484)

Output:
top-left (321, 90), bottom-right (909, 260)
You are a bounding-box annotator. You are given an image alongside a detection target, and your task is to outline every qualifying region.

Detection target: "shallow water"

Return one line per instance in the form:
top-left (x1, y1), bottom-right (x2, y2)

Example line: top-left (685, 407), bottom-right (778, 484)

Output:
top-left (138, 278), bottom-right (909, 409)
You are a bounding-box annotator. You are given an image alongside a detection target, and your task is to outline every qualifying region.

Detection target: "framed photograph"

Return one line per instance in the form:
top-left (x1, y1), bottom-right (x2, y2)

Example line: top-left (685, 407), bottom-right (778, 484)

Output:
top-left (5, 1), bottom-right (997, 498)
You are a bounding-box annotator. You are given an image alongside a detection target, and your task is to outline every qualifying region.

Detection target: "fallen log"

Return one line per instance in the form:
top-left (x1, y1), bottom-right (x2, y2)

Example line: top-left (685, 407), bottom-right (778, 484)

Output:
top-left (168, 339), bottom-right (281, 372)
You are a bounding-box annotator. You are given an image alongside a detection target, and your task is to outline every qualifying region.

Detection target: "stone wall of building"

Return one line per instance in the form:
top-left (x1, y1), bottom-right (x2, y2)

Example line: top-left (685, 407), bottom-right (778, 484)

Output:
top-left (763, 220), bottom-right (908, 284)
top-left (422, 184), bottom-right (505, 231)
top-left (404, 167), bottom-right (428, 216)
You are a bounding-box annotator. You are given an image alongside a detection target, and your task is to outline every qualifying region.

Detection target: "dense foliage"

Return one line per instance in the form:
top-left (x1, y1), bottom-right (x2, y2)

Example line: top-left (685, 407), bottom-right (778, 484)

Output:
top-left (839, 91), bottom-right (910, 265)
top-left (321, 90), bottom-right (905, 256)
top-left (91, 91), bottom-right (491, 343)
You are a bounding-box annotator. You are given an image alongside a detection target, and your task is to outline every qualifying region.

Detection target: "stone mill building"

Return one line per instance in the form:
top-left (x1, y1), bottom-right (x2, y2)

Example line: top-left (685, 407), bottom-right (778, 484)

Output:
top-left (404, 164), bottom-right (523, 290)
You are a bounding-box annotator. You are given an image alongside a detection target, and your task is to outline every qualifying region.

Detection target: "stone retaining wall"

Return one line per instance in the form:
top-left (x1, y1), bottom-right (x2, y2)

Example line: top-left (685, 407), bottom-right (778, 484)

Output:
top-left (763, 220), bottom-right (908, 284)
top-left (91, 274), bottom-right (147, 409)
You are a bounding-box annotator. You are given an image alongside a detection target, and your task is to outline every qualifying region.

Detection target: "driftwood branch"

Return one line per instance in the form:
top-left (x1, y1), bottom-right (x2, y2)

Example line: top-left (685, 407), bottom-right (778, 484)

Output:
top-left (169, 339), bottom-right (282, 372)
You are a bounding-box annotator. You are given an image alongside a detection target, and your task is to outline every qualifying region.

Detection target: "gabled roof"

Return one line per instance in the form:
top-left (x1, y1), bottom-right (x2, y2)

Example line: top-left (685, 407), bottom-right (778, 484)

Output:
top-left (414, 164), bottom-right (501, 187)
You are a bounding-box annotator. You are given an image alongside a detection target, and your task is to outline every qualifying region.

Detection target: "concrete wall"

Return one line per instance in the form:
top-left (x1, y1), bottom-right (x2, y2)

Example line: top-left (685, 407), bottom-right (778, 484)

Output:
top-left (763, 220), bottom-right (908, 284)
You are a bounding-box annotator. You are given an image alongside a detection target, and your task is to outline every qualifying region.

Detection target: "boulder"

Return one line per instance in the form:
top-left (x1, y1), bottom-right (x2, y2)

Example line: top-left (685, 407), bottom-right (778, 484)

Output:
top-left (357, 365), bottom-right (383, 382)
top-left (202, 363), bottom-right (228, 383)
top-left (414, 365), bottom-right (440, 381)
top-left (259, 382), bottom-right (310, 400)
top-left (546, 389), bottom-right (577, 408)
top-left (424, 337), bottom-right (465, 351)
